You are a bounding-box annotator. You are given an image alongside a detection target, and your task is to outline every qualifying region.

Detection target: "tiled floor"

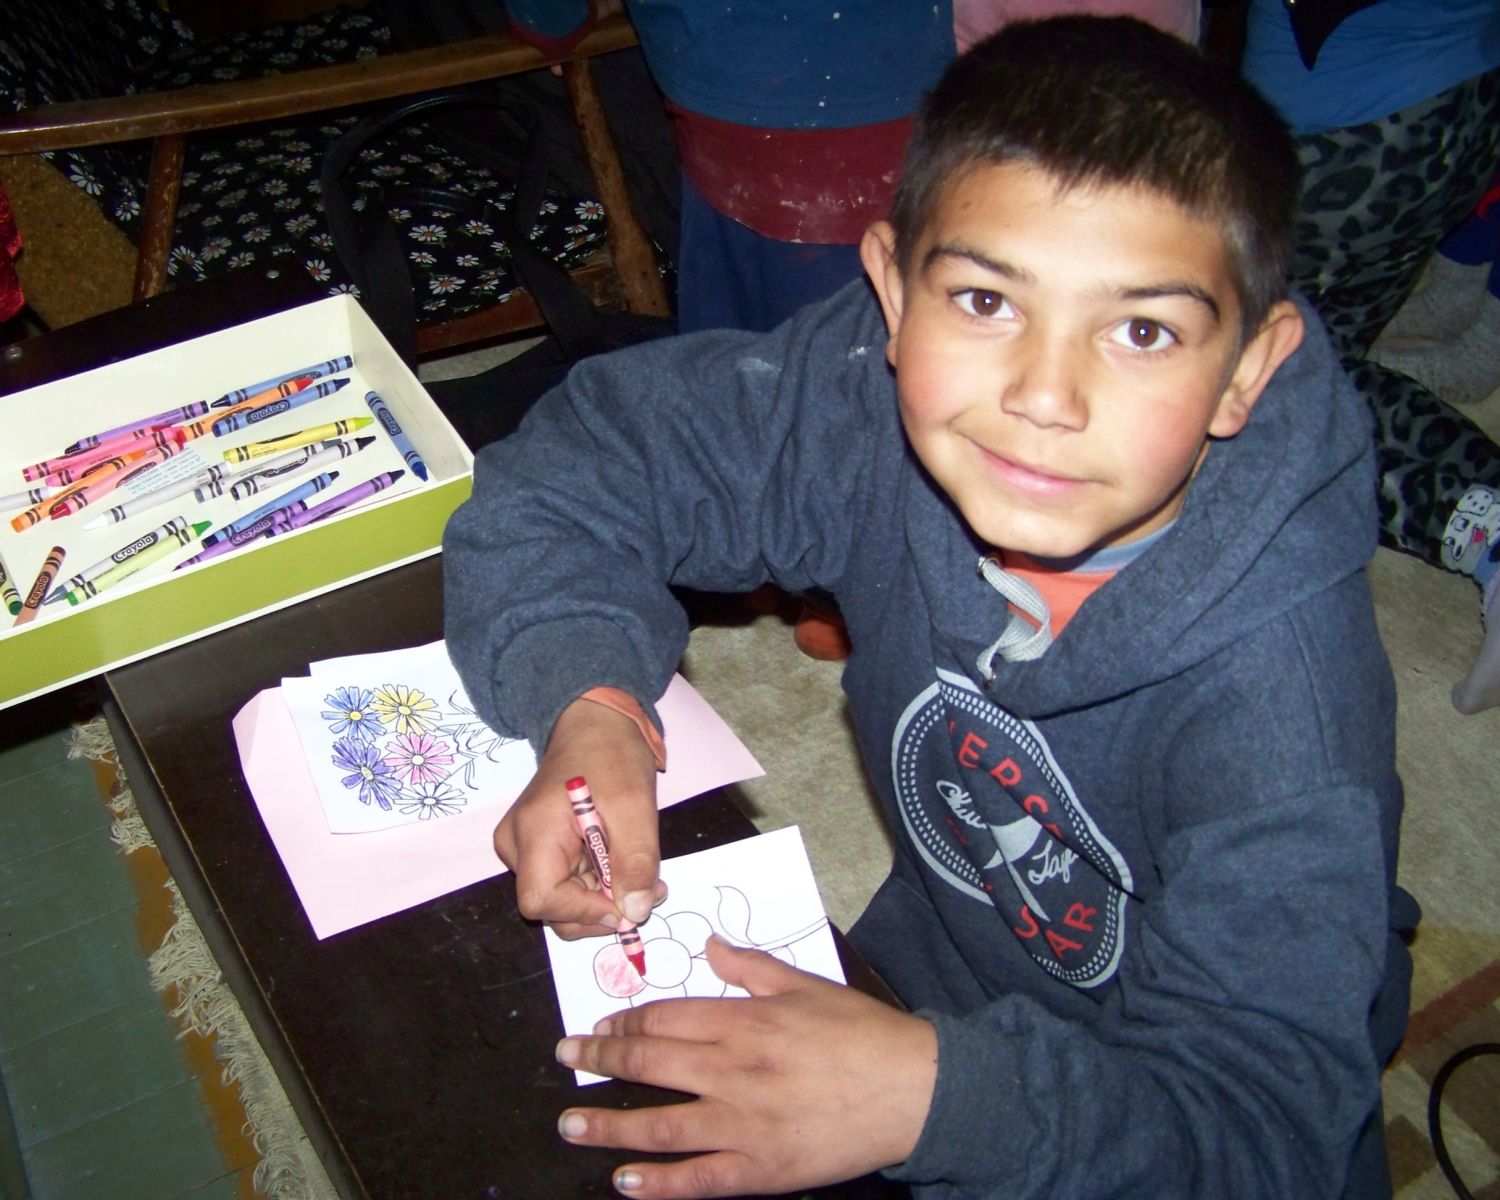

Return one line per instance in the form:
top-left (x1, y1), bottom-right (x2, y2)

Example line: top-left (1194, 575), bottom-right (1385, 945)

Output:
top-left (0, 684), bottom-right (250, 1200)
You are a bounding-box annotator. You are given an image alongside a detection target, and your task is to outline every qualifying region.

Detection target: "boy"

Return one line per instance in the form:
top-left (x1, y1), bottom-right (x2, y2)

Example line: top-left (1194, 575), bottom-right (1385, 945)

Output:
top-left (443, 16), bottom-right (1411, 1198)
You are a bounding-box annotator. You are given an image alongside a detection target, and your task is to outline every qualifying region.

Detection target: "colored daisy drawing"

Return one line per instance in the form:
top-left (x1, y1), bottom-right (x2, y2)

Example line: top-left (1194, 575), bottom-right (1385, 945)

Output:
top-left (371, 683), bottom-right (438, 736)
top-left (321, 686), bottom-right (385, 742)
top-left (382, 732), bottom-right (454, 785)
top-left (397, 780), bottom-right (467, 821)
top-left (331, 737), bottom-right (403, 810)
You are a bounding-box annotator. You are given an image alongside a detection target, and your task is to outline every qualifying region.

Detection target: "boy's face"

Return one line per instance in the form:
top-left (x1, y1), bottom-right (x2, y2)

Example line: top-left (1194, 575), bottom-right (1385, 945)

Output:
top-left (863, 162), bottom-right (1302, 558)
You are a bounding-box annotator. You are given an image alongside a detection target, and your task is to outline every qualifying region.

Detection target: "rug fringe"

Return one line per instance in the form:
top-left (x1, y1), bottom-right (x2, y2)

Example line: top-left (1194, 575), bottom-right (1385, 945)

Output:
top-left (70, 717), bottom-right (338, 1200)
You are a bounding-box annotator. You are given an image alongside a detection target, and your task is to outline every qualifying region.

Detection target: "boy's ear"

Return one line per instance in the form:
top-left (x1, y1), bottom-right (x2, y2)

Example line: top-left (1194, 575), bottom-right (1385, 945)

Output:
top-left (1208, 299), bottom-right (1306, 439)
top-left (861, 221), bottom-right (905, 366)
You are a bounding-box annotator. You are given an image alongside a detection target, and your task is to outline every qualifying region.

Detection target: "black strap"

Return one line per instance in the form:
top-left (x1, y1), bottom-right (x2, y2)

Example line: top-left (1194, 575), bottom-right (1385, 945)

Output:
top-left (320, 88), bottom-right (618, 365)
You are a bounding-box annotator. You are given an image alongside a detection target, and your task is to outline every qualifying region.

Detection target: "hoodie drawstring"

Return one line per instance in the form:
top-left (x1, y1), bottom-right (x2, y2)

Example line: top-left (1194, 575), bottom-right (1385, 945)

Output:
top-left (976, 554), bottom-right (1053, 682)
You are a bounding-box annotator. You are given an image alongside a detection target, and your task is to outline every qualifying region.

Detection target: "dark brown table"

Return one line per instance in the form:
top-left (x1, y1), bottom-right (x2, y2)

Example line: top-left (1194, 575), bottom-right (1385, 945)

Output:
top-left (4, 278), bottom-right (908, 1200)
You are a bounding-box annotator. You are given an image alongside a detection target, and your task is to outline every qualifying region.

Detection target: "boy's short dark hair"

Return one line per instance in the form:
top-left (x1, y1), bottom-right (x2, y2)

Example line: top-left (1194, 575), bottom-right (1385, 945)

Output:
top-left (890, 16), bottom-right (1300, 339)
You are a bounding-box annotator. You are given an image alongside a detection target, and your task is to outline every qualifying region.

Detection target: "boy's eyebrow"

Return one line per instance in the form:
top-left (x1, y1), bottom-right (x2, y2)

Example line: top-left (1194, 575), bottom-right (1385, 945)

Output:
top-left (922, 242), bottom-right (1223, 325)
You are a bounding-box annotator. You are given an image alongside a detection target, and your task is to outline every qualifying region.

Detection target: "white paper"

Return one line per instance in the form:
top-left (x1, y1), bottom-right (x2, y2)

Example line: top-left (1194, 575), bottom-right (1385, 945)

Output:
top-left (281, 640), bottom-right (535, 833)
top-left (544, 826), bottom-right (845, 1085)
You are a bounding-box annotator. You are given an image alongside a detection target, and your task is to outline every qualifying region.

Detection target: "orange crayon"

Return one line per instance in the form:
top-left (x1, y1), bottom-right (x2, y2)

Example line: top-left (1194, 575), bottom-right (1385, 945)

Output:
top-left (47, 434), bottom-right (188, 520)
top-left (12, 546), bottom-right (65, 628)
top-left (565, 776), bottom-right (647, 977)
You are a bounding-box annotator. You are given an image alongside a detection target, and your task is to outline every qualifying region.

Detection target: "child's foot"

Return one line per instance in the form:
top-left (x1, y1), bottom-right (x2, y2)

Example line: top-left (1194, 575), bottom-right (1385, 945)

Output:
top-left (1376, 292), bottom-right (1500, 406)
top-left (1378, 255), bottom-right (1490, 345)
top-left (793, 601), bottom-right (852, 661)
top-left (1452, 575), bottom-right (1500, 715)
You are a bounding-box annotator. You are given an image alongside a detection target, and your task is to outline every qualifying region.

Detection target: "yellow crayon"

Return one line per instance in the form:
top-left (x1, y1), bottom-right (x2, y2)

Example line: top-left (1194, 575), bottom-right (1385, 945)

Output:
top-left (12, 546), bottom-right (65, 628)
top-left (222, 417), bottom-right (373, 465)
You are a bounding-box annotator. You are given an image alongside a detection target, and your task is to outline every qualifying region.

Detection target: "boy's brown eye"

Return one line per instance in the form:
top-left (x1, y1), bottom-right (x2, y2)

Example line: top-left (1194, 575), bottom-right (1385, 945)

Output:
top-left (972, 290), bottom-right (1003, 315)
top-left (1127, 319), bottom-right (1162, 347)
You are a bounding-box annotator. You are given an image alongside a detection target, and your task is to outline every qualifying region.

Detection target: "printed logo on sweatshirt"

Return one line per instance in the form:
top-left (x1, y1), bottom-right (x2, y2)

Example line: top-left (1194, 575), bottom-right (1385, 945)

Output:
top-left (891, 669), bottom-right (1132, 989)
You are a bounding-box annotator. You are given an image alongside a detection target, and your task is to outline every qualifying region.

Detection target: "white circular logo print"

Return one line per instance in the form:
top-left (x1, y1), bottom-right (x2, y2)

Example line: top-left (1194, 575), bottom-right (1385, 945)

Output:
top-left (891, 670), bottom-right (1132, 989)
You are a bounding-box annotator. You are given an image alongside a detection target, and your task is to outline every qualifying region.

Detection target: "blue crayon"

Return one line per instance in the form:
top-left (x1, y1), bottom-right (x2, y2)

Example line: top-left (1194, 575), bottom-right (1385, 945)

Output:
top-left (228, 435), bottom-right (375, 499)
top-left (209, 376), bottom-right (351, 437)
top-left (210, 356), bottom-right (354, 408)
top-left (363, 389), bottom-right (428, 481)
top-left (200, 471), bottom-right (340, 550)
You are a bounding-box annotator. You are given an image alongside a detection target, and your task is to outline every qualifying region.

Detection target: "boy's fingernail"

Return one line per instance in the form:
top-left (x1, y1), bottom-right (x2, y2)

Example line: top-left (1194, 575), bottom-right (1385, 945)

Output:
top-left (599, 911), bottom-right (622, 931)
top-left (592, 1015), bottom-right (615, 1036)
top-left (555, 1038), bottom-right (580, 1066)
top-left (615, 1169), bottom-right (643, 1192)
top-left (558, 1111), bottom-right (588, 1139)
top-left (621, 890), bottom-right (654, 923)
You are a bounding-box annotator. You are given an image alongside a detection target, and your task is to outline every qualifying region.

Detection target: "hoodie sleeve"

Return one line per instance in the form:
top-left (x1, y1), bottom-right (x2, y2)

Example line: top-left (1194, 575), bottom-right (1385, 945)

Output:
top-left (441, 294), bottom-right (887, 751)
top-left (882, 607), bottom-right (1400, 1198)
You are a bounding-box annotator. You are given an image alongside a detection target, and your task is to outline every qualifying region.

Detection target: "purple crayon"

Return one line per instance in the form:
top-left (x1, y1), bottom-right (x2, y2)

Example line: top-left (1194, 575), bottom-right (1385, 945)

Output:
top-left (175, 470), bottom-right (403, 571)
top-left (287, 469), bottom-right (406, 530)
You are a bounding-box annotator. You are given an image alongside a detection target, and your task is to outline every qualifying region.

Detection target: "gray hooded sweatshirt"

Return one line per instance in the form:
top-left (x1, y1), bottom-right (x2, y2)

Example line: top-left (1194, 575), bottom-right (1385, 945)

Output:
top-left (443, 281), bottom-right (1410, 1199)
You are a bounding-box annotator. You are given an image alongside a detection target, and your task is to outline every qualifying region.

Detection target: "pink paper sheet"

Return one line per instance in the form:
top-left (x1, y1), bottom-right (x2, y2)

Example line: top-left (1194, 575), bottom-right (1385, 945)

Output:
top-left (233, 674), bottom-right (763, 939)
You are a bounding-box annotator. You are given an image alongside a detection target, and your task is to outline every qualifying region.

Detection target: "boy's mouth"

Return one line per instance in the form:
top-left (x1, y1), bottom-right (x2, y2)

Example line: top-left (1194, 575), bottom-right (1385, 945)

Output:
top-left (975, 443), bottom-right (1085, 498)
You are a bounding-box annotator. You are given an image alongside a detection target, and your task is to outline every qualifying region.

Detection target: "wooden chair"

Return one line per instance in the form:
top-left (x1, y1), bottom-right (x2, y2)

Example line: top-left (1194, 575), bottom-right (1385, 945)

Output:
top-left (0, 9), bottom-right (670, 358)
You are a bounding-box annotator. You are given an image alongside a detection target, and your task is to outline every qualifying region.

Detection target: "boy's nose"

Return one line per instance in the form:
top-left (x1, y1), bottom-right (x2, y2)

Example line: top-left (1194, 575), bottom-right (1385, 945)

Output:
top-left (999, 334), bottom-right (1087, 430)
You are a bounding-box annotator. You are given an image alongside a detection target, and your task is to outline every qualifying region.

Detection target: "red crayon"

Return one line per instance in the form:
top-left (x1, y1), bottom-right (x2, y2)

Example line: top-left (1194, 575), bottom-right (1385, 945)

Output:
top-left (565, 776), bottom-right (647, 978)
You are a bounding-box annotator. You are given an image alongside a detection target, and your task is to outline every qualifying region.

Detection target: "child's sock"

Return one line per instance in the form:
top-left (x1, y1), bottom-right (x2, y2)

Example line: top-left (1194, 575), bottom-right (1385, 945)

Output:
top-left (1379, 253), bottom-right (1491, 344)
top-left (1444, 485), bottom-right (1500, 713)
top-left (1377, 290), bottom-right (1500, 406)
top-left (1451, 558), bottom-right (1500, 714)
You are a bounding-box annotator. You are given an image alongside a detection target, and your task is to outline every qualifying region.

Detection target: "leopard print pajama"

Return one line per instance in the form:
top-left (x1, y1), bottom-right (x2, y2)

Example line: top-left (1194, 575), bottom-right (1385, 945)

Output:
top-left (1290, 66), bottom-right (1500, 571)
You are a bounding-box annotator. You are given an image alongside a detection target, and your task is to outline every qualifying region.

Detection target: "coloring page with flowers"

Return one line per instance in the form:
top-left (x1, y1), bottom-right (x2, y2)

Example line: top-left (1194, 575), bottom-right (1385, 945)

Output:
top-left (280, 640), bottom-right (536, 834)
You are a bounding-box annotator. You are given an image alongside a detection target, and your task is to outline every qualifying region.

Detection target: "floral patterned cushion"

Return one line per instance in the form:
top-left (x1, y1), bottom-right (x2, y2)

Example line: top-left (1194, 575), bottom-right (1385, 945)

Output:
top-left (0, 0), bottom-right (609, 320)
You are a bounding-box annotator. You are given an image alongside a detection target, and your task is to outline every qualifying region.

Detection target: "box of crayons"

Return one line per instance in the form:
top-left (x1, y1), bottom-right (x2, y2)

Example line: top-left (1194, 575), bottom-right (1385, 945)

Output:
top-left (0, 295), bottom-right (474, 710)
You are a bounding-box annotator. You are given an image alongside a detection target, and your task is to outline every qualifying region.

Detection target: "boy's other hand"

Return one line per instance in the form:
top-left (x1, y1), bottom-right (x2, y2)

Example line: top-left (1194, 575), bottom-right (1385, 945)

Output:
top-left (494, 697), bottom-right (664, 936)
top-left (554, 935), bottom-right (939, 1198)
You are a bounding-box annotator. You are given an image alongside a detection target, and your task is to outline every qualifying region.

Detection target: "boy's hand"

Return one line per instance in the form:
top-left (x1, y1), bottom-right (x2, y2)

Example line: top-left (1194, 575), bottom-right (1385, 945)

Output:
top-left (554, 936), bottom-right (938, 1199)
top-left (494, 697), bottom-right (663, 936)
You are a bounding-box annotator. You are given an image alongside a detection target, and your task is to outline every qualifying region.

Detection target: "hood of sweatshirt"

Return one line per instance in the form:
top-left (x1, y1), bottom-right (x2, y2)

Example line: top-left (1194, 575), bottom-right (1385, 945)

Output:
top-left (894, 293), bottom-right (1378, 718)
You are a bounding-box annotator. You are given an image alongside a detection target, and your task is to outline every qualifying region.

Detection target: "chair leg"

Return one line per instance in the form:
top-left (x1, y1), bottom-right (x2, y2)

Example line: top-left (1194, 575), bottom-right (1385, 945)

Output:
top-left (560, 57), bottom-right (671, 318)
top-left (134, 133), bottom-right (184, 301)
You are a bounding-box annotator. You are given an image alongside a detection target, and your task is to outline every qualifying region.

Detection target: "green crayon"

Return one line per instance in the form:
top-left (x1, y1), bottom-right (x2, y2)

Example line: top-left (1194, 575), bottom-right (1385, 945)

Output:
top-left (65, 521), bottom-right (211, 604)
top-left (0, 546), bottom-right (21, 615)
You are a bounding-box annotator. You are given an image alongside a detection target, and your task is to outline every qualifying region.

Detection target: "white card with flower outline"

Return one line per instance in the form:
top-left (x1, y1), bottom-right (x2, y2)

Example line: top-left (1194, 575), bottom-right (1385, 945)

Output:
top-left (280, 644), bottom-right (537, 833)
top-left (543, 825), bottom-right (845, 1085)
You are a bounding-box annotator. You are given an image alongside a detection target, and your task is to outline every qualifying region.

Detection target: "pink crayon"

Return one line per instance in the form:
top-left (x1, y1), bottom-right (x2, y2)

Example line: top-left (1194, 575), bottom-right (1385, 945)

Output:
top-left (48, 433), bottom-right (188, 520)
top-left (27, 424), bottom-right (174, 482)
top-left (566, 775), bottom-right (647, 978)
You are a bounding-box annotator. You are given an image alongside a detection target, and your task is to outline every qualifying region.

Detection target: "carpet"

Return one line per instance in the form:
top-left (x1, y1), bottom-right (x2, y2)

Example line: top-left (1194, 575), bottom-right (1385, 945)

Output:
top-left (70, 717), bottom-right (337, 1200)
